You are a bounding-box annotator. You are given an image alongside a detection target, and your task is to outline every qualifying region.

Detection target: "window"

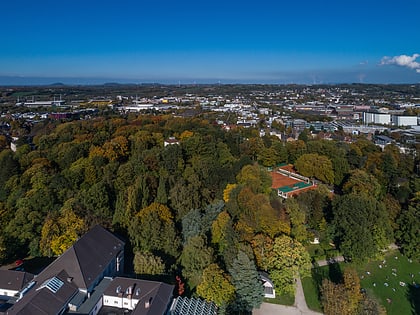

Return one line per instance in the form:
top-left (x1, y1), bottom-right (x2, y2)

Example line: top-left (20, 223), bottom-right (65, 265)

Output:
top-left (37, 277), bottom-right (64, 293)
top-left (264, 286), bottom-right (273, 295)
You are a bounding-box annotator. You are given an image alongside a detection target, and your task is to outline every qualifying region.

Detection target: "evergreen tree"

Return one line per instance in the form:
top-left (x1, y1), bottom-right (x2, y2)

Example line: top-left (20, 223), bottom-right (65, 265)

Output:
top-left (181, 200), bottom-right (224, 242)
top-left (155, 173), bottom-right (168, 204)
top-left (229, 251), bottom-right (264, 312)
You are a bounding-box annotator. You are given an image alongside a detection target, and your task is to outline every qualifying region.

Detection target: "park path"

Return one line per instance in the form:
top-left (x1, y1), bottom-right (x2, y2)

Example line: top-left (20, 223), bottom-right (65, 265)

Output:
top-left (315, 255), bottom-right (344, 267)
top-left (253, 277), bottom-right (324, 315)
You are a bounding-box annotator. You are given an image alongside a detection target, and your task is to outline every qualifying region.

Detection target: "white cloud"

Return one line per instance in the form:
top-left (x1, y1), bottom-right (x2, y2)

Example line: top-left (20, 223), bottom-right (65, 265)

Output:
top-left (381, 54), bottom-right (420, 73)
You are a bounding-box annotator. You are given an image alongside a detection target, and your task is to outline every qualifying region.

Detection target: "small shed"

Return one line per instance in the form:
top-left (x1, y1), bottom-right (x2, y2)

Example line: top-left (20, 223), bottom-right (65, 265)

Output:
top-left (259, 272), bottom-right (275, 299)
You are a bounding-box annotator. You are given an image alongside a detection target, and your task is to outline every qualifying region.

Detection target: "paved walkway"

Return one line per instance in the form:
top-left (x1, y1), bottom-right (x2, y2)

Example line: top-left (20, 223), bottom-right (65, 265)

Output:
top-left (253, 277), bottom-right (324, 315)
top-left (315, 255), bottom-right (344, 267)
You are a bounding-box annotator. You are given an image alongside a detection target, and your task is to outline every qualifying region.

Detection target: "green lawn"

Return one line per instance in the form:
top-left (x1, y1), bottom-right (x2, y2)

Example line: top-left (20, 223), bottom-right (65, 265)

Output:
top-left (301, 251), bottom-right (420, 315)
top-left (358, 252), bottom-right (420, 315)
top-left (302, 276), bottom-right (322, 312)
top-left (264, 293), bottom-right (295, 306)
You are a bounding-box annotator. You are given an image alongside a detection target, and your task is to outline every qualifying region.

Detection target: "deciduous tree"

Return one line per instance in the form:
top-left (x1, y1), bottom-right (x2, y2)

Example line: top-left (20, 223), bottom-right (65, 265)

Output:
top-left (179, 235), bottom-right (214, 289)
top-left (267, 235), bottom-right (311, 295)
top-left (342, 169), bottom-right (383, 200)
top-left (285, 198), bottom-right (308, 242)
top-left (395, 197), bottom-right (420, 259)
top-left (197, 263), bottom-right (235, 307)
top-left (321, 268), bottom-right (362, 315)
top-left (295, 153), bottom-right (334, 184)
top-left (236, 164), bottom-right (272, 194)
top-left (133, 251), bottom-right (165, 275)
top-left (321, 279), bottom-right (350, 315)
top-left (40, 199), bottom-right (87, 256)
top-left (129, 202), bottom-right (179, 258)
top-left (332, 194), bottom-right (391, 262)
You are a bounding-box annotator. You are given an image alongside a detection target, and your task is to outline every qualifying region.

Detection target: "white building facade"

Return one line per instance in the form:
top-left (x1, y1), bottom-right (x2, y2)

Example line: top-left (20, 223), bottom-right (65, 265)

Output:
top-left (392, 115), bottom-right (418, 126)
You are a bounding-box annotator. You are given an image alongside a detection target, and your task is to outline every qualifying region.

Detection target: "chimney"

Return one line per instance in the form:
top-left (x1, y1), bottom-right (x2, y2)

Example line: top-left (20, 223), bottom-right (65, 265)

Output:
top-left (145, 297), bottom-right (153, 309)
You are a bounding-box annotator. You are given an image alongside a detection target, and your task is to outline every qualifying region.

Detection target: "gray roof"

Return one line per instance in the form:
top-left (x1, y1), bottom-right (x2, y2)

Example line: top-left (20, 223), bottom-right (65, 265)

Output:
top-left (68, 277), bottom-right (112, 314)
top-left (0, 271), bottom-right (34, 292)
top-left (104, 277), bottom-right (174, 315)
top-left (6, 226), bottom-right (125, 315)
top-left (34, 225), bottom-right (124, 291)
top-left (6, 270), bottom-right (78, 315)
top-left (375, 135), bottom-right (393, 142)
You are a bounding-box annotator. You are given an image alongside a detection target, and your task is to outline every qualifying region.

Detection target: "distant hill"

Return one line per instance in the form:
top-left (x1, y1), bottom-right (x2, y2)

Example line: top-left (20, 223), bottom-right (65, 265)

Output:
top-left (103, 82), bottom-right (123, 86)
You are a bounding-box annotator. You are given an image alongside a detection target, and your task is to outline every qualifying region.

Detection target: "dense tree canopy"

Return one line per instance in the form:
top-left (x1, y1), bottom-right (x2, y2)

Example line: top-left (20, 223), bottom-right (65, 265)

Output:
top-left (332, 194), bottom-right (392, 262)
top-left (0, 112), bottom-right (417, 311)
top-left (295, 153), bottom-right (334, 184)
top-left (395, 195), bottom-right (420, 260)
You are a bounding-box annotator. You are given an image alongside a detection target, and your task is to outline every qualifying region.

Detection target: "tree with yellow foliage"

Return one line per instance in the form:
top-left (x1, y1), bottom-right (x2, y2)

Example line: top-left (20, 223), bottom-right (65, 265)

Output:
top-left (128, 202), bottom-right (179, 258)
top-left (40, 199), bottom-right (87, 256)
top-left (223, 183), bottom-right (237, 202)
top-left (197, 263), bottom-right (235, 307)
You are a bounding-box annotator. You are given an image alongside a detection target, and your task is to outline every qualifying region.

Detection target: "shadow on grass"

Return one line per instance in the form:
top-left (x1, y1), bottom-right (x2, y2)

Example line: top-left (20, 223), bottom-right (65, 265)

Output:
top-left (312, 262), bottom-right (343, 286)
top-left (407, 284), bottom-right (420, 315)
top-left (310, 262), bottom-right (343, 305)
top-left (328, 262), bottom-right (342, 284)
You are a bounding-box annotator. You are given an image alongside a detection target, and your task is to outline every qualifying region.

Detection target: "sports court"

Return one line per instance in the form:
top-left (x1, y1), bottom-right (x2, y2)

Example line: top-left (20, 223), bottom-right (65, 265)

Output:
top-left (271, 164), bottom-right (316, 198)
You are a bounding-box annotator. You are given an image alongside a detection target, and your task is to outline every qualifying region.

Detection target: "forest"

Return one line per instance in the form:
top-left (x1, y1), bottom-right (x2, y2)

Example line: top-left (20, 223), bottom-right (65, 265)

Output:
top-left (0, 113), bottom-right (419, 314)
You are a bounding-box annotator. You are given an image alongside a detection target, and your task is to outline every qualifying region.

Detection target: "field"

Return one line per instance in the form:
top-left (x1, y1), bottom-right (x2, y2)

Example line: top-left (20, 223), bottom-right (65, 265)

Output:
top-left (302, 276), bottom-right (323, 312)
top-left (264, 293), bottom-right (295, 306)
top-left (301, 251), bottom-right (420, 315)
top-left (358, 252), bottom-right (420, 315)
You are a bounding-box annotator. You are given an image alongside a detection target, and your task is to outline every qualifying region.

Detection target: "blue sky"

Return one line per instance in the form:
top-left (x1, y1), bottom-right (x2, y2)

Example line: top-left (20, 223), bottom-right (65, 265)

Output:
top-left (1, 0), bottom-right (420, 84)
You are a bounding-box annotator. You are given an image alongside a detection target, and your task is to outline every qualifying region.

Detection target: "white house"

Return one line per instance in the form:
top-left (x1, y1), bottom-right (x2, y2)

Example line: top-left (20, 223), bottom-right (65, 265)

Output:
top-left (102, 277), bottom-right (173, 314)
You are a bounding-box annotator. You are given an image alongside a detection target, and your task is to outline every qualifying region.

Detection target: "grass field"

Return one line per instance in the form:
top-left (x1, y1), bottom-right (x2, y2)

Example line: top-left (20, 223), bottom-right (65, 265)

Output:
top-left (302, 276), bottom-right (322, 312)
top-left (301, 251), bottom-right (420, 315)
top-left (264, 293), bottom-right (295, 306)
top-left (358, 252), bottom-right (420, 315)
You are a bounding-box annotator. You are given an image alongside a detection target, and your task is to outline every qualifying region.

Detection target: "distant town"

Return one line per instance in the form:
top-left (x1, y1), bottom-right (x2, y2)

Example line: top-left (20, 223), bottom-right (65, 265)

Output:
top-left (1, 84), bottom-right (420, 152)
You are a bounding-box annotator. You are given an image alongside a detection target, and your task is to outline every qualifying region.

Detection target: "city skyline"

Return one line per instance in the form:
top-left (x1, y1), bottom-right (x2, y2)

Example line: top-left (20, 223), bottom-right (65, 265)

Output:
top-left (1, 0), bottom-right (420, 85)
